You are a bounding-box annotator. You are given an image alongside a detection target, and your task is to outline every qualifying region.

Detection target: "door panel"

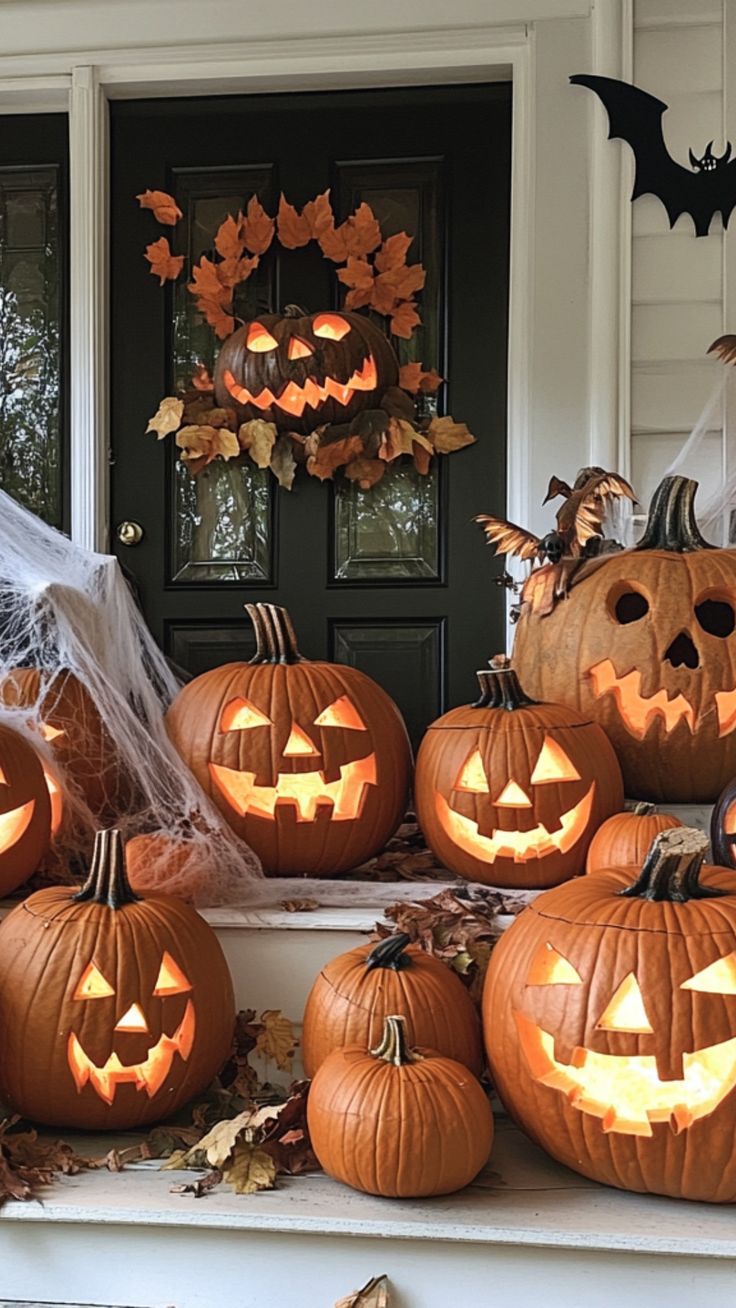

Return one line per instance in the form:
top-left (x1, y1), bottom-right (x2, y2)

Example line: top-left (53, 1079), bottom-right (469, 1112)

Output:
top-left (110, 85), bottom-right (510, 744)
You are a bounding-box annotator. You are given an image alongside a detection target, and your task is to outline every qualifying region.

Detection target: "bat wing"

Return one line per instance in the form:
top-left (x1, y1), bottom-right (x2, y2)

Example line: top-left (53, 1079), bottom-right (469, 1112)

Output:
top-left (709, 334), bottom-right (736, 365)
top-left (570, 74), bottom-right (716, 235)
top-left (475, 515), bottom-right (541, 562)
top-left (543, 475), bottom-right (573, 504)
top-left (572, 472), bottom-right (636, 545)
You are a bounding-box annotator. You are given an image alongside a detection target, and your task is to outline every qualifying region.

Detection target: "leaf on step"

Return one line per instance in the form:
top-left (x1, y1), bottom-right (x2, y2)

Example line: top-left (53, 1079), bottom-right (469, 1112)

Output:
top-left (255, 1009), bottom-right (296, 1072)
top-left (335, 1275), bottom-right (391, 1308)
top-left (170, 1167), bottom-right (223, 1198)
top-left (223, 1144), bottom-right (276, 1195)
top-left (146, 396), bottom-right (184, 439)
top-left (145, 1124), bottom-right (203, 1159)
top-left (279, 897), bottom-right (319, 912)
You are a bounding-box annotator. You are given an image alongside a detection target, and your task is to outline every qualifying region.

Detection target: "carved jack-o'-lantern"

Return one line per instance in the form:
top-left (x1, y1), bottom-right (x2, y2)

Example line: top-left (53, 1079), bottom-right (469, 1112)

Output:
top-left (0, 830), bottom-right (234, 1130)
top-left (213, 305), bottom-right (399, 435)
top-left (513, 476), bottom-right (736, 802)
top-left (0, 721), bottom-right (51, 895)
top-left (166, 604), bottom-right (412, 876)
top-left (414, 659), bottom-right (624, 889)
top-left (484, 827), bottom-right (736, 1201)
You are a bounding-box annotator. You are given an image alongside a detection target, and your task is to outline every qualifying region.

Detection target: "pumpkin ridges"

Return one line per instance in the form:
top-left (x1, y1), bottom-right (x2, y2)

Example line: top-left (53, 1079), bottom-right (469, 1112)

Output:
top-left (0, 721), bottom-right (52, 894)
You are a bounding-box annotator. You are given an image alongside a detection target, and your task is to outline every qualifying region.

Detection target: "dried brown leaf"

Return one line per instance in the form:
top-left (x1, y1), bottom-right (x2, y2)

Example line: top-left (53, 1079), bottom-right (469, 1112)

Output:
top-left (191, 365), bottom-right (214, 392)
top-left (335, 1276), bottom-right (390, 1308)
top-left (428, 415), bottom-right (476, 453)
top-left (136, 189), bottom-right (182, 225)
top-left (146, 396), bottom-right (184, 439)
top-left (308, 433), bottom-right (363, 476)
top-left (255, 1010), bottom-right (296, 1073)
top-left (279, 897), bottom-right (319, 912)
top-left (345, 457), bottom-right (386, 489)
top-left (223, 1144), bottom-right (276, 1194)
top-left (170, 1168), bottom-right (223, 1198)
top-left (238, 418), bottom-right (277, 469)
top-left (398, 362), bottom-right (443, 394)
top-left (270, 433), bottom-right (297, 490)
top-left (177, 424), bottom-right (239, 469)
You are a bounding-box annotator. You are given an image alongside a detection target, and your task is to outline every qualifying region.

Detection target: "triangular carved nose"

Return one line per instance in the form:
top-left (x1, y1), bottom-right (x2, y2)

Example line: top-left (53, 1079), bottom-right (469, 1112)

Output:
top-left (664, 631), bottom-right (699, 669)
top-left (283, 722), bottom-right (319, 757)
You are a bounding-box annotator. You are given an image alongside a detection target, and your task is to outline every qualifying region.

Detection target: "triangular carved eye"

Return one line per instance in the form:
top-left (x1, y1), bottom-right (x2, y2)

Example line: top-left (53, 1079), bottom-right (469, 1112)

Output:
top-left (220, 697), bottom-right (272, 732)
top-left (455, 748), bottom-right (489, 793)
top-left (0, 765), bottom-right (6, 786)
top-left (315, 696), bottom-right (366, 730)
top-left (681, 952), bottom-right (736, 994)
top-left (288, 336), bottom-right (314, 360)
top-left (596, 973), bottom-right (653, 1033)
top-left (74, 962), bottom-right (115, 1000)
top-left (527, 942), bottom-right (583, 986)
top-left (246, 322), bottom-right (278, 352)
top-left (153, 951), bottom-right (192, 997)
top-left (531, 736), bottom-right (581, 784)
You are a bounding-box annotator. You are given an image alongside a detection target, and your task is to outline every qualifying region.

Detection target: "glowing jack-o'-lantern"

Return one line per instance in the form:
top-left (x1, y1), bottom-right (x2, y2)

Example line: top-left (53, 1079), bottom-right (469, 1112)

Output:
top-left (166, 603), bottom-right (412, 876)
top-left (0, 829), bottom-right (234, 1130)
top-left (414, 658), bottom-right (623, 889)
top-left (213, 305), bottom-right (399, 435)
top-left (513, 476), bottom-right (736, 802)
top-left (0, 721), bottom-right (51, 895)
top-left (484, 826), bottom-right (736, 1201)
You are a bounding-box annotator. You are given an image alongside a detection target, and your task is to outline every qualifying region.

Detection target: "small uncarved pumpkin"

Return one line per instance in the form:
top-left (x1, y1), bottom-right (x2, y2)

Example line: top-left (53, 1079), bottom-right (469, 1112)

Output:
top-left (484, 827), bottom-right (736, 1202)
top-left (586, 803), bottom-right (682, 874)
top-left (214, 305), bottom-right (399, 435)
top-left (301, 933), bottom-right (483, 1078)
top-left (307, 1014), bottom-right (493, 1197)
top-left (166, 603), bottom-right (412, 877)
top-left (0, 829), bottom-right (234, 1130)
top-left (415, 658), bottom-right (624, 889)
top-left (0, 721), bottom-right (51, 895)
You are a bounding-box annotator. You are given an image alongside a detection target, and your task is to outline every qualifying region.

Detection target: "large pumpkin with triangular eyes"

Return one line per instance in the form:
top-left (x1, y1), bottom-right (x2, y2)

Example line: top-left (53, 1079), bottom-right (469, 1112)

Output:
top-left (0, 721), bottom-right (51, 895)
top-left (0, 829), bottom-right (234, 1130)
top-left (213, 305), bottom-right (399, 434)
top-left (484, 827), bottom-right (736, 1202)
top-left (415, 660), bottom-right (623, 890)
top-left (165, 604), bottom-right (412, 877)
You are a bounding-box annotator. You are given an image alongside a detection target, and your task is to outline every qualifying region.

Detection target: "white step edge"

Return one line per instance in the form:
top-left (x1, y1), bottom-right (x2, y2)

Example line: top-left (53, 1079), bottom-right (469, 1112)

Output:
top-left (2, 1119), bottom-right (734, 1261)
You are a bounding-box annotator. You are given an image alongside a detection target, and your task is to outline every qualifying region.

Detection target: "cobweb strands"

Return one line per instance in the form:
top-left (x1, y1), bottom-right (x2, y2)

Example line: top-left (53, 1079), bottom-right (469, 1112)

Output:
top-left (0, 489), bottom-right (263, 904)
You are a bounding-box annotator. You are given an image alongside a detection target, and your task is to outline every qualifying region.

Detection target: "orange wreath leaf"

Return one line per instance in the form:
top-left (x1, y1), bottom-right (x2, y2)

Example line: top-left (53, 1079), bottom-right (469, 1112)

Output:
top-left (214, 213), bottom-right (245, 262)
top-left (375, 232), bottom-right (413, 273)
top-left (318, 222), bottom-right (350, 263)
top-left (277, 195), bottom-right (312, 249)
top-left (242, 196), bottom-right (275, 255)
top-left (136, 189), bottom-right (182, 225)
top-left (390, 301), bottom-right (422, 339)
top-left (343, 202), bottom-right (382, 258)
top-left (144, 237), bottom-right (184, 285)
top-left (303, 190), bottom-right (334, 240)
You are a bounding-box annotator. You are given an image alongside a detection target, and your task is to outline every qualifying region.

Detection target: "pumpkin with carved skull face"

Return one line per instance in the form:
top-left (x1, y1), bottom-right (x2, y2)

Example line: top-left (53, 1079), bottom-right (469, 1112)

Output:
top-left (484, 827), bottom-right (736, 1201)
top-left (213, 306), bottom-right (399, 435)
top-left (0, 829), bottom-right (234, 1130)
top-left (0, 721), bottom-right (51, 895)
top-left (513, 475), bottom-right (736, 803)
top-left (166, 604), bottom-right (412, 876)
top-left (414, 659), bottom-right (623, 889)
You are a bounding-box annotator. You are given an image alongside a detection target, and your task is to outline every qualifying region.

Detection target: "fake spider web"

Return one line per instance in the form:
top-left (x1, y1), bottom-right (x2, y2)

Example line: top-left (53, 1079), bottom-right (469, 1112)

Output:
top-left (0, 489), bottom-right (263, 905)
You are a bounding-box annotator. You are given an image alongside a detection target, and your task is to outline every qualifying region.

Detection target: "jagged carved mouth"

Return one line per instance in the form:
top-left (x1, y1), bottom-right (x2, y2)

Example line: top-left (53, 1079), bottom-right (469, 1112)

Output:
top-left (223, 354), bottom-right (378, 419)
top-left (209, 754), bottom-right (377, 823)
top-left (0, 799), bottom-right (35, 854)
top-left (67, 999), bottom-right (195, 1105)
top-left (590, 658), bottom-right (736, 737)
top-left (435, 786), bottom-right (594, 863)
top-left (516, 1010), bottom-right (736, 1137)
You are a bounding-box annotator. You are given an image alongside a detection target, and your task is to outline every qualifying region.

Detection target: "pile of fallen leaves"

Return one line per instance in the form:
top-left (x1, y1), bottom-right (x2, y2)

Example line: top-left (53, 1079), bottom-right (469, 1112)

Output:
top-left (335, 1277), bottom-right (390, 1308)
top-left (375, 886), bottom-right (530, 1004)
top-left (342, 815), bottom-right (461, 883)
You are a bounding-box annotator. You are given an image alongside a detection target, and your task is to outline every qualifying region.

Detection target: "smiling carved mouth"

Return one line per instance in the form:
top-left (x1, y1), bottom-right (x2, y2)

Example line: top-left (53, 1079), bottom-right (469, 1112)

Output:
top-left (435, 785), bottom-right (594, 863)
top-left (590, 658), bottom-right (736, 737)
top-left (209, 754), bottom-right (377, 823)
top-left (516, 1010), bottom-right (736, 1136)
top-left (223, 354), bottom-right (378, 419)
top-left (67, 999), bottom-right (195, 1105)
top-left (0, 799), bottom-right (35, 852)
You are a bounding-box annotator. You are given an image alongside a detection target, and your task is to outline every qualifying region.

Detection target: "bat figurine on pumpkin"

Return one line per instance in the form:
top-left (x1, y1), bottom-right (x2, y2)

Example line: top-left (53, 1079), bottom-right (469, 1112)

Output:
top-left (571, 74), bottom-right (736, 237)
top-left (476, 468), bottom-right (635, 566)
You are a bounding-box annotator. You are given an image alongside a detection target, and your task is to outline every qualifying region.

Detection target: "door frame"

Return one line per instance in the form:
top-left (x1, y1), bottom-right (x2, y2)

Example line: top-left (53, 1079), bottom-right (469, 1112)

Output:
top-left (0, 24), bottom-right (535, 555)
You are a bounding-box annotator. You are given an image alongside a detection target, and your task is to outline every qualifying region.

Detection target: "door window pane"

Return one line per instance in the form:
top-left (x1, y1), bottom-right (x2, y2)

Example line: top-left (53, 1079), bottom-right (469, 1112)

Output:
top-left (334, 462), bottom-right (439, 580)
top-left (0, 167), bottom-right (63, 527)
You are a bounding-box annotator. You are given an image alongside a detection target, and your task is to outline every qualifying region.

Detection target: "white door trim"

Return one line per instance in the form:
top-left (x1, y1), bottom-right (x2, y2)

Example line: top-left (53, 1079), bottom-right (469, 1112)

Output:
top-left (0, 24), bottom-right (534, 550)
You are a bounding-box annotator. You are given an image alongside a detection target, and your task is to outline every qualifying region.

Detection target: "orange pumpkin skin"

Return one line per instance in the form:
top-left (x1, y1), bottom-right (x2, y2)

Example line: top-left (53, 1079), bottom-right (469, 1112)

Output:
top-left (214, 307), bottom-right (399, 435)
top-left (166, 605), bottom-right (412, 877)
top-left (483, 828), bottom-right (736, 1202)
top-left (586, 803), bottom-right (682, 874)
top-left (513, 476), bottom-right (736, 803)
top-left (415, 661), bottom-right (624, 890)
top-left (0, 722), bottom-right (51, 895)
top-left (711, 777), bottom-right (736, 870)
top-left (307, 1015), bottom-right (493, 1197)
top-left (0, 830), bottom-right (234, 1131)
top-left (302, 933), bottom-right (483, 1079)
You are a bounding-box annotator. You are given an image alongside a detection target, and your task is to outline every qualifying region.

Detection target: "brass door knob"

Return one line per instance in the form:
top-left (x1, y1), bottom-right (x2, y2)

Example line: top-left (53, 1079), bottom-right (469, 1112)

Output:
top-left (117, 520), bottom-right (144, 546)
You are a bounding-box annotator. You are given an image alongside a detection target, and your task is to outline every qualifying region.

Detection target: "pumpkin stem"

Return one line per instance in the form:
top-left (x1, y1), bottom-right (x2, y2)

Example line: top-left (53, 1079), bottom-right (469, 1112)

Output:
top-left (365, 933), bottom-right (412, 972)
top-left (473, 655), bottom-right (537, 710)
top-left (635, 476), bottom-right (714, 553)
top-left (371, 1015), bottom-right (423, 1066)
top-left (246, 603), bottom-right (305, 665)
top-left (73, 829), bottom-right (141, 909)
top-left (630, 801), bottom-right (656, 816)
top-left (283, 303), bottom-right (309, 318)
top-left (620, 827), bottom-right (724, 902)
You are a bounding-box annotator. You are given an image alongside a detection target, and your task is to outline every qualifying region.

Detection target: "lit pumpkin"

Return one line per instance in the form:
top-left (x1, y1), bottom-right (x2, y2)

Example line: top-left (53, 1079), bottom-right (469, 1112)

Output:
top-left (0, 667), bottom-right (130, 823)
top-left (302, 932), bottom-right (483, 1078)
top-left (586, 803), bottom-right (682, 874)
top-left (0, 722), bottom-right (51, 895)
top-left (166, 603), bottom-right (412, 877)
top-left (484, 826), bottom-right (736, 1202)
top-left (307, 1014), bottom-right (494, 1197)
top-left (414, 658), bottom-right (624, 889)
top-left (213, 305), bottom-right (399, 435)
top-left (0, 829), bottom-right (234, 1130)
top-left (513, 475), bottom-right (736, 803)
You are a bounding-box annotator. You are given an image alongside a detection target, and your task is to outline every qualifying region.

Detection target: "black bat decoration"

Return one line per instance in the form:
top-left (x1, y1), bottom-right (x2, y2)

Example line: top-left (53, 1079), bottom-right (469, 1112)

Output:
top-left (570, 73), bottom-right (735, 237)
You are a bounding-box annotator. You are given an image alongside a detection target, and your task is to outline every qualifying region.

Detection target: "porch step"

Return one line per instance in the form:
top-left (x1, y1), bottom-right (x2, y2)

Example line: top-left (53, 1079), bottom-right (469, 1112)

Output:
top-left (1, 1118), bottom-right (734, 1308)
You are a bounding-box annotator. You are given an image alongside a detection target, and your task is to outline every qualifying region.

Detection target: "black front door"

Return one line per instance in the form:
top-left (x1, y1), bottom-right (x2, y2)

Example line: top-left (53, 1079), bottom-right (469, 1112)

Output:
top-left (110, 84), bottom-right (510, 744)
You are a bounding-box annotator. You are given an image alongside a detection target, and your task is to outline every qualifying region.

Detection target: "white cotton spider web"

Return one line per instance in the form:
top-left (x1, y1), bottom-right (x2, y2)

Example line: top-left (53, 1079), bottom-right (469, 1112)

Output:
top-left (0, 488), bottom-right (263, 905)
